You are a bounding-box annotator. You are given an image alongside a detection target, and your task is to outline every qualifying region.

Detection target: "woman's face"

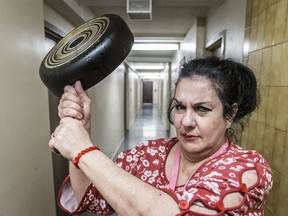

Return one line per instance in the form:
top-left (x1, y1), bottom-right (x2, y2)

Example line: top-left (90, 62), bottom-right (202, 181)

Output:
top-left (173, 76), bottom-right (231, 160)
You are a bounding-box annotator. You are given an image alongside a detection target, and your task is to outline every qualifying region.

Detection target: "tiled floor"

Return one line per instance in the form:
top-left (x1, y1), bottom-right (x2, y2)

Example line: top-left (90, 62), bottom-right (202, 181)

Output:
top-left (118, 103), bottom-right (170, 153)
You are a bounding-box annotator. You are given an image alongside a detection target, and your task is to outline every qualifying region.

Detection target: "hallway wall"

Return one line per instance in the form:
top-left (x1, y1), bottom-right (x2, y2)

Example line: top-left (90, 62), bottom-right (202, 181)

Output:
top-left (87, 64), bottom-right (126, 159)
top-left (180, 17), bottom-right (207, 61)
top-left (160, 63), bottom-right (171, 131)
top-left (0, 1), bottom-right (56, 215)
top-left (44, 3), bottom-right (74, 33)
top-left (126, 67), bottom-right (141, 129)
top-left (242, 0), bottom-right (288, 215)
top-left (152, 80), bottom-right (159, 106)
top-left (206, 0), bottom-right (247, 60)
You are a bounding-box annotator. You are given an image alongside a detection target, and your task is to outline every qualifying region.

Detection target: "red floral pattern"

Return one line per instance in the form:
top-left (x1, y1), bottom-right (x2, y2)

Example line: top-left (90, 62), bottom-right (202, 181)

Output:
top-left (58, 137), bottom-right (273, 215)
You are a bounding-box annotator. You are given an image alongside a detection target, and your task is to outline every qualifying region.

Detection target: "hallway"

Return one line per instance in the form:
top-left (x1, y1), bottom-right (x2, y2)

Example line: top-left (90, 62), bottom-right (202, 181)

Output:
top-left (116, 103), bottom-right (170, 157)
top-left (3, 1), bottom-right (286, 215)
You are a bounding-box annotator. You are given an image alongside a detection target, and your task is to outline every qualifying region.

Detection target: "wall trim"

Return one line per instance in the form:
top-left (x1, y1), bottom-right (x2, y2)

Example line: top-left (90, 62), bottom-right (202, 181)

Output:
top-left (206, 29), bottom-right (226, 58)
top-left (111, 136), bottom-right (125, 161)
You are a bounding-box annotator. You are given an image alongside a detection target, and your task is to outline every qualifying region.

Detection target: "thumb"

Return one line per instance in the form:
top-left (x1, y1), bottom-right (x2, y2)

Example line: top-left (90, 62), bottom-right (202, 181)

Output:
top-left (74, 81), bottom-right (84, 95)
top-left (74, 81), bottom-right (90, 106)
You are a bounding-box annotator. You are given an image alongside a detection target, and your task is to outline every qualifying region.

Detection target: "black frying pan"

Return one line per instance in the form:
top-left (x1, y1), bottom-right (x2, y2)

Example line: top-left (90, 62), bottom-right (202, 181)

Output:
top-left (39, 14), bottom-right (134, 97)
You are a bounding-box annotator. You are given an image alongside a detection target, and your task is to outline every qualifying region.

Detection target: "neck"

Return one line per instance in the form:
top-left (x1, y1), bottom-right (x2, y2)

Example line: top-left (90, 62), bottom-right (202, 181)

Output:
top-left (181, 137), bottom-right (228, 164)
top-left (181, 151), bottom-right (207, 164)
top-left (180, 150), bottom-right (206, 170)
top-left (176, 150), bottom-right (206, 186)
top-left (168, 140), bottom-right (229, 188)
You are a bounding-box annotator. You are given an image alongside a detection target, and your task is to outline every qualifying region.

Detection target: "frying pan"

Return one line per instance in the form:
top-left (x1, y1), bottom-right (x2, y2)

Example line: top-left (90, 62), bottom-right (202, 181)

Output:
top-left (39, 14), bottom-right (134, 97)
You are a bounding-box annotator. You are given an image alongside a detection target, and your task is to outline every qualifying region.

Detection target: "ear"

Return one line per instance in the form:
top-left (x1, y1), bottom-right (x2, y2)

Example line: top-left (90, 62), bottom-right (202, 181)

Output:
top-left (225, 103), bottom-right (238, 129)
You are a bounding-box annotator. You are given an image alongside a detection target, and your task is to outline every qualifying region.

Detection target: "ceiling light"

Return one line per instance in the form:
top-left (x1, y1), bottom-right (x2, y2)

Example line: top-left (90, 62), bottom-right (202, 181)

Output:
top-left (138, 72), bottom-right (163, 79)
top-left (131, 65), bottom-right (165, 70)
top-left (134, 37), bottom-right (183, 43)
top-left (132, 43), bottom-right (179, 51)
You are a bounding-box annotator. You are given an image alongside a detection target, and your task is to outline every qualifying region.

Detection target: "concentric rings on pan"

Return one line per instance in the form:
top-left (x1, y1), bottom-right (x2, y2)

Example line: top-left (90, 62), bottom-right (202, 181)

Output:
top-left (44, 17), bottom-right (109, 68)
top-left (39, 14), bottom-right (134, 97)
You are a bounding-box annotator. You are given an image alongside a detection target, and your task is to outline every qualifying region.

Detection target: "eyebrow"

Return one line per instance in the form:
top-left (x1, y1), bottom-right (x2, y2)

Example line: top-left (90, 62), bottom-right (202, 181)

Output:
top-left (173, 98), bottom-right (212, 107)
top-left (173, 98), bottom-right (180, 103)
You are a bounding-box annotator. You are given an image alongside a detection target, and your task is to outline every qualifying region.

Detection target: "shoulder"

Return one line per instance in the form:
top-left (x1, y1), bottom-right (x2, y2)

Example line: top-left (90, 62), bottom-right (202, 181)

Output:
top-left (115, 137), bottom-right (177, 167)
top-left (208, 143), bottom-right (271, 170)
top-left (120, 137), bottom-right (177, 156)
top-left (182, 143), bottom-right (273, 213)
top-left (226, 143), bottom-right (272, 174)
top-left (206, 143), bottom-right (273, 185)
top-left (115, 138), bottom-right (178, 184)
top-left (228, 144), bottom-right (273, 190)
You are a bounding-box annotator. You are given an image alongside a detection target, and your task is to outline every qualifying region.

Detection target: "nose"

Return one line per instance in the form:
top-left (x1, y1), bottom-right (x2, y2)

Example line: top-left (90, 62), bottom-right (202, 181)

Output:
top-left (181, 110), bottom-right (196, 128)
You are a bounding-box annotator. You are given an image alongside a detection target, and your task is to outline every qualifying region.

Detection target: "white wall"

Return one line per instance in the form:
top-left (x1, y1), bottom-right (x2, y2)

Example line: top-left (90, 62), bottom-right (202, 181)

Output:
top-left (159, 63), bottom-right (171, 131)
top-left (169, 50), bottom-right (182, 137)
top-left (179, 17), bottom-right (207, 62)
top-left (44, 3), bottom-right (74, 33)
top-left (88, 64), bottom-right (126, 158)
top-left (0, 1), bottom-right (56, 215)
top-left (180, 18), bottom-right (198, 61)
top-left (206, 0), bottom-right (247, 60)
top-left (152, 80), bottom-right (159, 105)
top-left (126, 68), bottom-right (141, 129)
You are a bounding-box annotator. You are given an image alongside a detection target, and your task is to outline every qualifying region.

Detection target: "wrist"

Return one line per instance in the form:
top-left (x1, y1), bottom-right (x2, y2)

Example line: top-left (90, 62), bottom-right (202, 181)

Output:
top-left (82, 116), bottom-right (91, 132)
top-left (72, 145), bottom-right (100, 169)
top-left (85, 123), bottom-right (91, 134)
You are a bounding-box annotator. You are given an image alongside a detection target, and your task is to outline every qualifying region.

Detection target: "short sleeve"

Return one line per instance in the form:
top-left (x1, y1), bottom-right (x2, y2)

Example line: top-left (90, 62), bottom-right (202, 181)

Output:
top-left (57, 176), bottom-right (114, 215)
top-left (57, 138), bottom-right (176, 215)
top-left (57, 142), bottom-right (149, 215)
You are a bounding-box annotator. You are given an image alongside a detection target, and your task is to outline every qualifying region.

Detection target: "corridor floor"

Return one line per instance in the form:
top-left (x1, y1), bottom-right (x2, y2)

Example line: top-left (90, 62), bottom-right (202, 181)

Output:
top-left (116, 103), bottom-right (170, 157)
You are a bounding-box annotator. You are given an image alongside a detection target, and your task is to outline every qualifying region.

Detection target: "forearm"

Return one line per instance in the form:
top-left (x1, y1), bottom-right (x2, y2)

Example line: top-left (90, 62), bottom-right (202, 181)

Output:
top-left (77, 150), bottom-right (179, 216)
top-left (69, 161), bottom-right (91, 204)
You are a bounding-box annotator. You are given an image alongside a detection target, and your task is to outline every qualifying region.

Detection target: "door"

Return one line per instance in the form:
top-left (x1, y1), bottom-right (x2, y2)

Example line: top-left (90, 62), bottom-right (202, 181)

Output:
top-left (142, 81), bottom-right (153, 104)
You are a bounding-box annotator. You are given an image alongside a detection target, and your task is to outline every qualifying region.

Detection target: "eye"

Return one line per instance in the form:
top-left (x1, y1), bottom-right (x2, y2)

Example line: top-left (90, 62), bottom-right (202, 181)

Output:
top-left (174, 104), bottom-right (186, 113)
top-left (197, 106), bottom-right (211, 114)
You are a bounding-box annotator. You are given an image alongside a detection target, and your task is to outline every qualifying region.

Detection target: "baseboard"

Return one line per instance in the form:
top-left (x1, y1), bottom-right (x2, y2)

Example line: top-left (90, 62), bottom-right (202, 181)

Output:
top-left (111, 136), bottom-right (125, 161)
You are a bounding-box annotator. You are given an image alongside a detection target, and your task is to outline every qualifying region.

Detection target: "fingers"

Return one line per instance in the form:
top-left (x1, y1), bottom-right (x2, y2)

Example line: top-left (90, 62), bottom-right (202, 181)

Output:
top-left (58, 99), bottom-right (83, 120)
top-left (63, 84), bottom-right (78, 96)
top-left (49, 134), bottom-right (60, 155)
top-left (58, 81), bottom-right (91, 132)
top-left (59, 83), bottom-right (85, 119)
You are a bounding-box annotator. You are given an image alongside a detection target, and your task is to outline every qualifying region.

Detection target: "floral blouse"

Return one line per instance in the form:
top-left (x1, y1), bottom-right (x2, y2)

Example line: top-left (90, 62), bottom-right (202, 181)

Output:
top-left (58, 137), bottom-right (273, 215)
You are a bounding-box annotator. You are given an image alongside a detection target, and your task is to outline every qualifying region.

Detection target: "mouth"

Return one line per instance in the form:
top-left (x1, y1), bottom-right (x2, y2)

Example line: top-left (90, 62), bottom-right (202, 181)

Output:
top-left (182, 133), bottom-right (199, 141)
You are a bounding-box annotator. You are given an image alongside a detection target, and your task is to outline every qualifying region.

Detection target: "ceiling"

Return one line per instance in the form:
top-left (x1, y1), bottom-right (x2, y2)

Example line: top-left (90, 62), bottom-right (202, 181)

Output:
top-left (44, 0), bottom-right (225, 75)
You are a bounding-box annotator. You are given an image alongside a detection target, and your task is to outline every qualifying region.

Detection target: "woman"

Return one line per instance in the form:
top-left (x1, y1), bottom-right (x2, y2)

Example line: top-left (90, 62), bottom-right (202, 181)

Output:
top-left (50, 57), bottom-right (273, 215)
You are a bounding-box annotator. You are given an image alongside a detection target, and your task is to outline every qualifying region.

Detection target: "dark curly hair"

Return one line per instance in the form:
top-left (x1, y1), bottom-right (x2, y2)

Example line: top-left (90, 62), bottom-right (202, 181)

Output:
top-left (167, 56), bottom-right (260, 141)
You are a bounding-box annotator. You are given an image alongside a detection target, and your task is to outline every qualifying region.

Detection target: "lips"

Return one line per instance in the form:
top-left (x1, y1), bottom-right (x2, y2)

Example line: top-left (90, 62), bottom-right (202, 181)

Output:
top-left (182, 133), bottom-right (199, 141)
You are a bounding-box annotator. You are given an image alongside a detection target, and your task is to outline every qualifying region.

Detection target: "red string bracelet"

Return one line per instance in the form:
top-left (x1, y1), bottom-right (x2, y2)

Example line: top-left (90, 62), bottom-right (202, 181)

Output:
top-left (73, 145), bottom-right (100, 169)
